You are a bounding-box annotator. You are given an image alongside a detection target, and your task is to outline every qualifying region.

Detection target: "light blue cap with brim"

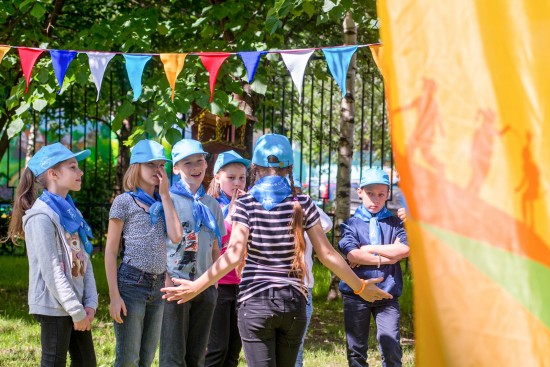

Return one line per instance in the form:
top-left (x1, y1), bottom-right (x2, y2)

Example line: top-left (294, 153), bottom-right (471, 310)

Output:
top-left (252, 134), bottom-right (293, 168)
top-left (28, 142), bottom-right (91, 177)
top-left (213, 150), bottom-right (250, 175)
top-left (130, 139), bottom-right (171, 164)
top-left (171, 139), bottom-right (207, 165)
top-left (360, 168), bottom-right (390, 188)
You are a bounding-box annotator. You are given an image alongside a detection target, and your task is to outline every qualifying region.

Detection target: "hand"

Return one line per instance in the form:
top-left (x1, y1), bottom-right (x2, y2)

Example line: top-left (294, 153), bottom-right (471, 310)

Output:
top-left (85, 307), bottom-right (95, 323)
top-left (397, 207), bottom-right (407, 222)
top-left (161, 278), bottom-right (198, 304)
top-left (109, 295), bottom-right (127, 324)
top-left (157, 168), bottom-right (170, 197)
top-left (394, 237), bottom-right (402, 245)
top-left (74, 317), bottom-right (91, 331)
top-left (358, 277), bottom-right (393, 303)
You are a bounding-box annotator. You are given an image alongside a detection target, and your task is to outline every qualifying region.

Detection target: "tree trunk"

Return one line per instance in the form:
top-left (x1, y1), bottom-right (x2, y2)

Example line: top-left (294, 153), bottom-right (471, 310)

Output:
top-left (327, 12), bottom-right (357, 302)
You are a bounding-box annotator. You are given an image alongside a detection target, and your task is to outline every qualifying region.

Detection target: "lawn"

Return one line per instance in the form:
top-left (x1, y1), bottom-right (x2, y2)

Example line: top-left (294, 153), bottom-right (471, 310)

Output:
top-left (0, 253), bottom-right (415, 366)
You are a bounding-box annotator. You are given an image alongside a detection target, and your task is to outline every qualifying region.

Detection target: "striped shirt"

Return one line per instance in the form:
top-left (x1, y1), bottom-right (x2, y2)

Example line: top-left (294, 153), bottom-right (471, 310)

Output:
top-left (232, 193), bottom-right (320, 302)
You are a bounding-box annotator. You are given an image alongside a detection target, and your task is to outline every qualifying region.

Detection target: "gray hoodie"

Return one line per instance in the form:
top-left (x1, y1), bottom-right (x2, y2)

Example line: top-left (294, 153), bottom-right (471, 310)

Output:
top-left (22, 199), bottom-right (98, 322)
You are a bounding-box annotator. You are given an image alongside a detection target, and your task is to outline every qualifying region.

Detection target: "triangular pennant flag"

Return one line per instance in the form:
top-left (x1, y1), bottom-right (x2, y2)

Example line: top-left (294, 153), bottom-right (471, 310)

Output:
top-left (86, 52), bottom-right (115, 101)
top-left (18, 47), bottom-right (44, 93)
top-left (50, 50), bottom-right (77, 95)
top-left (237, 51), bottom-right (266, 83)
top-left (123, 54), bottom-right (151, 101)
top-left (199, 52), bottom-right (231, 102)
top-left (369, 45), bottom-right (384, 76)
top-left (322, 46), bottom-right (358, 97)
top-left (280, 49), bottom-right (315, 103)
top-left (0, 46), bottom-right (11, 64)
top-left (160, 53), bottom-right (187, 101)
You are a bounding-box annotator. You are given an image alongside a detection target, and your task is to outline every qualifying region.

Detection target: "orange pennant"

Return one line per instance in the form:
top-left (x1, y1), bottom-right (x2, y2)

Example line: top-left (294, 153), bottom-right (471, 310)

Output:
top-left (0, 46), bottom-right (10, 64)
top-left (160, 53), bottom-right (187, 101)
top-left (369, 44), bottom-right (384, 76)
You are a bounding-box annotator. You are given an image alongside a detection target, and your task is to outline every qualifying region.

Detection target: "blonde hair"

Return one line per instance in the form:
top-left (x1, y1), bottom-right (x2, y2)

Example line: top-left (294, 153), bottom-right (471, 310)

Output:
top-left (250, 163), bottom-right (308, 283)
top-left (122, 164), bottom-right (142, 192)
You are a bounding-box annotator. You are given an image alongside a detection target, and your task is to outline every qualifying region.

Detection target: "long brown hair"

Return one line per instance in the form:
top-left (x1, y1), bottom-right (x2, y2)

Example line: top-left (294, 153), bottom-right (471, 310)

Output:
top-left (4, 167), bottom-right (48, 243)
top-left (251, 162), bottom-right (308, 283)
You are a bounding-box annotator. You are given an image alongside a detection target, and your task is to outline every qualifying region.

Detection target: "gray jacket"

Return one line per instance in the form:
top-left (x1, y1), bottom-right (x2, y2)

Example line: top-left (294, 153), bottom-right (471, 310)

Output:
top-left (22, 199), bottom-right (98, 322)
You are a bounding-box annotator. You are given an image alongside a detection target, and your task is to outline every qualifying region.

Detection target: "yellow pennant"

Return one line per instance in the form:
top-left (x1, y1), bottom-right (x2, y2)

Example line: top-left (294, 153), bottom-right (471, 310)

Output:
top-left (160, 53), bottom-right (187, 101)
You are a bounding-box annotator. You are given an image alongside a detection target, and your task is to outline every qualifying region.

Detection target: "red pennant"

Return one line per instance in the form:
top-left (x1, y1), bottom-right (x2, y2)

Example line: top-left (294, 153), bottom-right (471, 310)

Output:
top-left (18, 48), bottom-right (44, 93)
top-left (199, 52), bottom-right (231, 102)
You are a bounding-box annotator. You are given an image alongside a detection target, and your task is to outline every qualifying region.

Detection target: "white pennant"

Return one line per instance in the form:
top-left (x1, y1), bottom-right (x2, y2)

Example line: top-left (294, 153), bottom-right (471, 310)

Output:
top-left (280, 49), bottom-right (315, 103)
top-left (86, 52), bottom-right (116, 101)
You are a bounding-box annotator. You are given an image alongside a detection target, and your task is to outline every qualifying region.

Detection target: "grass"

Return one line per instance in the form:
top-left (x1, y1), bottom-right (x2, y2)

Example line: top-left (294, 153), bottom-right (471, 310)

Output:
top-left (0, 254), bottom-right (415, 366)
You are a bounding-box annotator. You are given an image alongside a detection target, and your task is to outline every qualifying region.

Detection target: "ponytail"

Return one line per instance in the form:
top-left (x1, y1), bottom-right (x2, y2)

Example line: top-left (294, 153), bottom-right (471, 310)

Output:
top-left (288, 170), bottom-right (308, 283)
top-left (4, 167), bottom-right (43, 243)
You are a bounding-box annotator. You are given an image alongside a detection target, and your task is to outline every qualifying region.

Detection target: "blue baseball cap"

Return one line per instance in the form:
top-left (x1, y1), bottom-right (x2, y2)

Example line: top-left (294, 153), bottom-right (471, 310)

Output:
top-left (172, 139), bottom-right (207, 164)
top-left (252, 134), bottom-right (293, 168)
top-left (213, 150), bottom-right (250, 175)
top-left (360, 168), bottom-right (390, 188)
top-left (130, 139), bottom-right (171, 164)
top-left (28, 142), bottom-right (91, 177)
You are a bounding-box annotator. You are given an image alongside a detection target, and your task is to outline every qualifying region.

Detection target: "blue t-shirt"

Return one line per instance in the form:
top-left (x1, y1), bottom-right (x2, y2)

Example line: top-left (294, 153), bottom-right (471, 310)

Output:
top-left (338, 214), bottom-right (408, 298)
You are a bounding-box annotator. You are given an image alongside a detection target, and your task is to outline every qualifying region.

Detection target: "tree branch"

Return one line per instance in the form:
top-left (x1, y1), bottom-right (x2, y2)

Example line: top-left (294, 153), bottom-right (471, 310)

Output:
top-left (44, 0), bottom-right (65, 37)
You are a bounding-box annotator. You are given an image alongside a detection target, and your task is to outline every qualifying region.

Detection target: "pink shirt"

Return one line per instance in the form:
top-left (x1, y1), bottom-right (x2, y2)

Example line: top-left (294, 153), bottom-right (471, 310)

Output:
top-left (218, 220), bottom-right (241, 285)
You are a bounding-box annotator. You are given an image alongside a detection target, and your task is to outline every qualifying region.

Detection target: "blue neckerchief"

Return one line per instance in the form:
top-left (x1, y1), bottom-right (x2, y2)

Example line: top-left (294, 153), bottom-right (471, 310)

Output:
top-left (353, 205), bottom-right (393, 245)
top-left (249, 175), bottom-right (292, 211)
top-left (216, 191), bottom-right (232, 218)
top-left (170, 180), bottom-right (222, 246)
top-left (39, 190), bottom-right (94, 254)
top-left (128, 188), bottom-right (164, 225)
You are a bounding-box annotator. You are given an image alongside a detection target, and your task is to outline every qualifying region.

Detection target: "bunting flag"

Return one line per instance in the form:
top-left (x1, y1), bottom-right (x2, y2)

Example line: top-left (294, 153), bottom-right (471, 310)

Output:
top-left (18, 48), bottom-right (44, 93)
top-left (160, 53), bottom-right (187, 100)
top-left (0, 46), bottom-right (10, 63)
top-left (237, 51), bottom-right (266, 83)
top-left (123, 54), bottom-right (151, 101)
top-left (50, 50), bottom-right (77, 94)
top-left (322, 46), bottom-right (358, 97)
top-left (378, 1), bottom-right (550, 366)
top-left (368, 44), bottom-right (384, 76)
top-left (199, 52), bottom-right (231, 102)
top-left (86, 52), bottom-right (115, 101)
top-left (280, 49), bottom-right (314, 103)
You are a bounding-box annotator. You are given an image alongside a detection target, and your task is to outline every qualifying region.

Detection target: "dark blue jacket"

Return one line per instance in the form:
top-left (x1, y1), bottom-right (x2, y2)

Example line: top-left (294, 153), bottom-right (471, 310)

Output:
top-left (338, 215), bottom-right (408, 298)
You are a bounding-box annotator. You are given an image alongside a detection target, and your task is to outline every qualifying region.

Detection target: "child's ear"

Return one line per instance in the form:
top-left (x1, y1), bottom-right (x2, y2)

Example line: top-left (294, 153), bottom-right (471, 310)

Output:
top-left (357, 187), bottom-right (363, 198)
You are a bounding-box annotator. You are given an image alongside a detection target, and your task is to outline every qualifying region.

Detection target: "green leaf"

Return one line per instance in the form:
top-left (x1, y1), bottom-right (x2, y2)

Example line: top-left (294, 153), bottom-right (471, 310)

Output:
top-left (37, 67), bottom-right (50, 84)
top-left (157, 23), bottom-right (170, 35)
top-left (126, 126), bottom-right (146, 147)
top-left (7, 118), bottom-right (24, 139)
top-left (250, 78), bottom-right (268, 95)
top-left (210, 101), bottom-right (224, 115)
top-left (15, 101), bottom-right (30, 116)
top-left (30, 3), bottom-right (46, 19)
top-left (32, 99), bottom-right (47, 112)
top-left (302, 2), bottom-right (315, 18)
top-left (322, 0), bottom-right (337, 12)
top-left (192, 17), bottom-right (206, 28)
top-left (111, 101), bottom-right (136, 132)
top-left (265, 16), bottom-right (282, 35)
top-left (18, 0), bottom-right (34, 11)
top-left (165, 128), bottom-right (182, 145)
top-left (230, 110), bottom-right (246, 128)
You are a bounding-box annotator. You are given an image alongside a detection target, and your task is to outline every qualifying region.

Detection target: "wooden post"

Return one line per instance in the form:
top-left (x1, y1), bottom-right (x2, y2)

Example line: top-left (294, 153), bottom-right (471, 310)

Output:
top-left (327, 12), bottom-right (357, 302)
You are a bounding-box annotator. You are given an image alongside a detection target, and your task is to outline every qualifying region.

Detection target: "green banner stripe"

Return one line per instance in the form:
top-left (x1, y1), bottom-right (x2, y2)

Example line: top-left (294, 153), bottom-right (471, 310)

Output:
top-left (422, 222), bottom-right (550, 329)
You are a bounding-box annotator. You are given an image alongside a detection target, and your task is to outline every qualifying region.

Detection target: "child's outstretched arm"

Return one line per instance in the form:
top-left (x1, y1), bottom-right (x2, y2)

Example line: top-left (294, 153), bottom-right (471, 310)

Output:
top-left (104, 218), bottom-right (127, 324)
top-left (158, 169), bottom-right (183, 244)
top-left (162, 222), bottom-right (248, 303)
top-left (307, 223), bottom-right (392, 303)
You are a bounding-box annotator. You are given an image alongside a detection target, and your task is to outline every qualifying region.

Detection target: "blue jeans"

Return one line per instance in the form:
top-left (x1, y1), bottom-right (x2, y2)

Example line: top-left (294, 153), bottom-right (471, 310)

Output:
top-left (205, 284), bottom-right (242, 367)
top-left (34, 314), bottom-right (96, 367)
top-left (237, 285), bottom-right (307, 367)
top-left (160, 285), bottom-right (218, 367)
top-left (114, 262), bottom-right (165, 367)
top-left (295, 288), bottom-right (313, 367)
top-left (343, 295), bottom-right (402, 367)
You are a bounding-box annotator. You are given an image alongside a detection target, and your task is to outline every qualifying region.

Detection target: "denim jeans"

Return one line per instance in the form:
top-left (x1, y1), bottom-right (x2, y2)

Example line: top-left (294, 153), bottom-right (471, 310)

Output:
top-left (114, 262), bottom-right (165, 367)
top-left (237, 285), bottom-right (307, 367)
top-left (295, 288), bottom-right (313, 367)
top-left (205, 284), bottom-right (242, 367)
top-left (343, 295), bottom-right (402, 367)
top-left (34, 314), bottom-right (96, 367)
top-left (160, 285), bottom-right (218, 367)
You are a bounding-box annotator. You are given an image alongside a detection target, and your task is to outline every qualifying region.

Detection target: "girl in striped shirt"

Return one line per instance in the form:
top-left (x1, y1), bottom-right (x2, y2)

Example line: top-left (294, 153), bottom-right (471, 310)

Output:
top-left (162, 134), bottom-right (392, 367)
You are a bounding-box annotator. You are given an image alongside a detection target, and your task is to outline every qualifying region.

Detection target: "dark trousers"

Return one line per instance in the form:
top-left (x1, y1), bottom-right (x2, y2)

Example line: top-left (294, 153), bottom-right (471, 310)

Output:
top-left (160, 285), bottom-right (218, 367)
top-left (343, 295), bottom-right (402, 367)
top-left (205, 284), bottom-right (242, 367)
top-left (237, 286), bottom-right (307, 367)
top-left (33, 314), bottom-right (96, 367)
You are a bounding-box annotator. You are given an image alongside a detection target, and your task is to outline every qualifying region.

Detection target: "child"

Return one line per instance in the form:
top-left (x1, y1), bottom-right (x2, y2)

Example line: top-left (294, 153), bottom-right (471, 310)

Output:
top-left (338, 168), bottom-right (410, 367)
top-left (205, 150), bottom-right (250, 367)
top-left (162, 133), bottom-right (392, 367)
top-left (6, 142), bottom-right (98, 366)
top-left (160, 139), bottom-right (226, 367)
top-left (105, 139), bottom-right (182, 367)
top-left (293, 180), bottom-right (333, 367)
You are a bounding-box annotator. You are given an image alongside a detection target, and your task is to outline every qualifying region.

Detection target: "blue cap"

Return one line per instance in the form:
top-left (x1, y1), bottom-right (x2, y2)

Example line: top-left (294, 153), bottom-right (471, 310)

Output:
top-left (172, 139), bottom-right (207, 164)
top-left (28, 142), bottom-right (91, 177)
top-left (360, 168), bottom-right (390, 188)
top-left (213, 150), bottom-right (250, 175)
top-left (252, 134), bottom-right (293, 168)
top-left (130, 140), bottom-right (171, 164)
